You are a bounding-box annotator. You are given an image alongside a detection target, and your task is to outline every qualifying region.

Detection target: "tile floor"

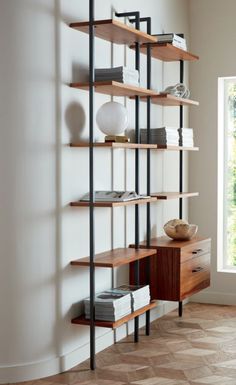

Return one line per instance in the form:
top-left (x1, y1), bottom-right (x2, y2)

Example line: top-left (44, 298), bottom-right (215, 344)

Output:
top-left (10, 303), bottom-right (236, 385)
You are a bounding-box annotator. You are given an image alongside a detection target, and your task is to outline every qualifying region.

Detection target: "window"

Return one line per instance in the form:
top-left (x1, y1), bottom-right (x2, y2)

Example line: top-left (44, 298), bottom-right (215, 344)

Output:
top-left (218, 77), bottom-right (236, 270)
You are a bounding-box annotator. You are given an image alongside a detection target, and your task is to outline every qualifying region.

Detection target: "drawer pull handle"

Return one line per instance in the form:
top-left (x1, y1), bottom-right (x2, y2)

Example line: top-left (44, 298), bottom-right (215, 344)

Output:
top-left (192, 266), bottom-right (204, 273)
top-left (192, 248), bottom-right (203, 255)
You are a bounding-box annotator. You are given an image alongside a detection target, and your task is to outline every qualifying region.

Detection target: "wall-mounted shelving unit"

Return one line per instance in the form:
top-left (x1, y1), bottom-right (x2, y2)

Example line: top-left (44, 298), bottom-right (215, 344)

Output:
top-left (69, 0), bottom-right (209, 371)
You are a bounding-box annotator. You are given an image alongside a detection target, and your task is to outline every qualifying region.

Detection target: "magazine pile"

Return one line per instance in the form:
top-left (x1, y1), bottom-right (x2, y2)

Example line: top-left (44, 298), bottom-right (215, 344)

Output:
top-left (84, 285), bottom-right (150, 321)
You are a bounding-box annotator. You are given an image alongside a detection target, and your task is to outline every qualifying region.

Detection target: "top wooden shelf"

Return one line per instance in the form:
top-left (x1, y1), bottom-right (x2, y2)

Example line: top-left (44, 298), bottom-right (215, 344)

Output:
top-left (135, 43), bottom-right (199, 62)
top-left (70, 19), bottom-right (157, 45)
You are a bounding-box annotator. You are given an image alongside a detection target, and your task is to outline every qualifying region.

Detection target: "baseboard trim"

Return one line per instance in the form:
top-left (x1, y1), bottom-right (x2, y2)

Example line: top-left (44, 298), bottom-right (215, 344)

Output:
top-left (190, 291), bottom-right (236, 305)
top-left (0, 301), bottom-right (179, 383)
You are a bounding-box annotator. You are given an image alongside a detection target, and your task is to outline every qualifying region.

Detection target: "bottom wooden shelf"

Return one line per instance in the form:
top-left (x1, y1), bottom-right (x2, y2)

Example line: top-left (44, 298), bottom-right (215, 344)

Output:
top-left (71, 301), bottom-right (157, 329)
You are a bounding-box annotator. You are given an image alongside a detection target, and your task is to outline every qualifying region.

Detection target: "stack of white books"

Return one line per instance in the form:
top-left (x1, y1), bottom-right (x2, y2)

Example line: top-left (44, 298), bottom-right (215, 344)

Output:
top-left (178, 128), bottom-right (194, 147)
top-left (112, 285), bottom-right (151, 311)
top-left (155, 33), bottom-right (187, 51)
top-left (84, 289), bottom-right (131, 322)
top-left (95, 66), bottom-right (140, 87)
top-left (140, 127), bottom-right (179, 146)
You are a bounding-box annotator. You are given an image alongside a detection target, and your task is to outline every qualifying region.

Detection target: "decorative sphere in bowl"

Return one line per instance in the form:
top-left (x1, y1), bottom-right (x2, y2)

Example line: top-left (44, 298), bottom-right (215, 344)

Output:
top-left (164, 219), bottom-right (198, 240)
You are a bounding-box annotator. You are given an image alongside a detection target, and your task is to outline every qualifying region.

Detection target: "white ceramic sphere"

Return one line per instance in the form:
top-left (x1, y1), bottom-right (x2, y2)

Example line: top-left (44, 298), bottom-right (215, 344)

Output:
top-left (96, 101), bottom-right (128, 136)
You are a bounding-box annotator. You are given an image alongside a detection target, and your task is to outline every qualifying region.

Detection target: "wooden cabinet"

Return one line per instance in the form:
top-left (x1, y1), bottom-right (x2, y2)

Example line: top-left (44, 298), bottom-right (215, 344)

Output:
top-left (130, 236), bottom-right (211, 305)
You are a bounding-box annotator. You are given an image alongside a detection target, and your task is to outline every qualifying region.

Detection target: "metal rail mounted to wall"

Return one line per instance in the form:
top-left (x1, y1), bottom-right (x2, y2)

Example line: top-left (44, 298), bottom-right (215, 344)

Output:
top-left (89, 0), bottom-right (95, 370)
top-left (115, 10), bottom-right (141, 343)
top-left (130, 14), bottom-right (152, 338)
top-left (178, 33), bottom-right (185, 318)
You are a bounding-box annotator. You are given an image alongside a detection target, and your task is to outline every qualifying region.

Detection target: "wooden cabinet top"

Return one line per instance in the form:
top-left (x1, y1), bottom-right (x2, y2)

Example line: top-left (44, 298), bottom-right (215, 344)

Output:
top-left (138, 236), bottom-right (211, 249)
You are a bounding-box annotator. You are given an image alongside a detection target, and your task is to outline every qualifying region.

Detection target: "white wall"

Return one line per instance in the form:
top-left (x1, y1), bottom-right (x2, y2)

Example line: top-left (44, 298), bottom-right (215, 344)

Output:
top-left (0, 0), bottom-right (189, 382)
top-left (189, 0), bottom-right (236, 304)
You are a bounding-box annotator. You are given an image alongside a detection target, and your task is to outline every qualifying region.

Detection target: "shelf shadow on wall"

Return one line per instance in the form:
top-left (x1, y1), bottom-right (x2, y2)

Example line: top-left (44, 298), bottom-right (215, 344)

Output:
top-left (65, 102), bottom-right (86, 143)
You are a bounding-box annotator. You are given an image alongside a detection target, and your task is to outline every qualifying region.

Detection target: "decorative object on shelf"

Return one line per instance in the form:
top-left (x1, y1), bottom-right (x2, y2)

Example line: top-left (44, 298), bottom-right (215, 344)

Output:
top-left (154, 33), bottom-right (187, 51)
top-left (161, 83), bottom-right (190, 99)
top-left (80, 191), bottom-right (150, 202)
top-left (163, 218), bottom-right (198, 240)
top-left (105, 135), bottom-right (129, 143)
top-left (96, 101), bottom-right (129, 142)
top-left (95, 66), bottom-right (140, 86)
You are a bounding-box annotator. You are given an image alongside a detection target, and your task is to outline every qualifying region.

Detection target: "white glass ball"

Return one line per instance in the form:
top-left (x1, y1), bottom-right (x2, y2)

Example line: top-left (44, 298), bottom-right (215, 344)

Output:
top-left (96, 101), bottom-right (128, 136)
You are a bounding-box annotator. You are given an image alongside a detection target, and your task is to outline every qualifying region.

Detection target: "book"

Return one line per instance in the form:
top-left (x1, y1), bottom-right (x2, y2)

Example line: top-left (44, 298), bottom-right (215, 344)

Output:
top-left (80, 191), bottom-right (150, 202)
top-left (84, 289), bottom-right (132, 321)
top-left (107, 285), bottom-right (151, 311)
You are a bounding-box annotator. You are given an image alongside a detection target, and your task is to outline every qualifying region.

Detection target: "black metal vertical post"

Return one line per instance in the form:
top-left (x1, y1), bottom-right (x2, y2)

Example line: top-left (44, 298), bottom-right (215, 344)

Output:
top-left (89, 0), bottom-right (95, 370)
top-left (146, 20), bottom-right (151, 336)
top-left (134, 14), bottom-right (140, 344)
top-left (116, 10), bottom-right (140, 342)
top-left (136, 17), bottom-right (152, 336)
top-left (179, 57), bottom-right (184, 317)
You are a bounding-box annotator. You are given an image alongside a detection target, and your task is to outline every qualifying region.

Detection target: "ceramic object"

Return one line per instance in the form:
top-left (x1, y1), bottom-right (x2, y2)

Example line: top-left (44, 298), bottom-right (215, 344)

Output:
top-left (164, 219), bottom-right (198, 240)
top-left (96, 101), bottom-right (128, 136)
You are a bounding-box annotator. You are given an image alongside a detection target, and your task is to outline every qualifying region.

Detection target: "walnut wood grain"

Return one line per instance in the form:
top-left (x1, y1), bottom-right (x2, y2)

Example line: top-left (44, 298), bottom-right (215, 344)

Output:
top-left (136, 43), bottom-right (199, 62)
top-left (150, 94), bottom-right (199, 106)
top-left (129, 237), bottom-right (211, 301)
top-left (155, 145), bottom-right (199, 151)
top-left (70, 197), bottom-right (157, 208)
top-left (70, 81), bottom-right (157, 98)
top-left (151, 192), bottom-right (199, 200)
top-left (71, 247), bottom-right (157, 268)
top-left (70, 19), bottom-right (157, 45)
top-left (71, 301), bottom-right (157, 329)
top-left (70, 142), bottom-right (157, 149)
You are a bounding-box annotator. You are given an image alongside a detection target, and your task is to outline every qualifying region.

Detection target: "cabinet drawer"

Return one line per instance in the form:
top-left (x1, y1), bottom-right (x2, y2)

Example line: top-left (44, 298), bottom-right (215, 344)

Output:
top-left (180, 253), bottom-right (210, 299)
top-left (181, 239), bottom-right (211, 263)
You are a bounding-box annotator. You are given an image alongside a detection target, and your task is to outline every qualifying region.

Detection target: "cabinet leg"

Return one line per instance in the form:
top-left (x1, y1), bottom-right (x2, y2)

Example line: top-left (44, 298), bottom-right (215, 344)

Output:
top-left (145, 310), bottom-right (150, 335)
top-left (134, 316), bottom-right (139, 342)
top-left (178, 301), bottom-right (183, 317)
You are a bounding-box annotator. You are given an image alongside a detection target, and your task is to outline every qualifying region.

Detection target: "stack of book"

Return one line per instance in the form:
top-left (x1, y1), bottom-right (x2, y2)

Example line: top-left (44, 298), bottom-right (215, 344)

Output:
top-left (112, 285), bottom-right (151, 311)
top-left (140, 127), bottom-right (179, 146)
top-left (84, 289), bottom-right (131, 322)
top-left (95, 66), bottom-right (140, 87)
top-left (155, 33), bottom-right (187, 51)
top-left (178, 128), bottom-right (194, 147)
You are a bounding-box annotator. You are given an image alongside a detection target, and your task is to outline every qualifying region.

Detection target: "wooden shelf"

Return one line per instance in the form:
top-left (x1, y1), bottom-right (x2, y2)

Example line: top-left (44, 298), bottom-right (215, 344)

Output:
top-left (151, 192), bottom-right (199, 200)
top-left (155, 145), bottom-right (199, 151)
top-left (71, 247), bottom-right (157, 268)
top-left (137, 43), bottom-right (199, 62)
top-left (70, 81), bottom-right (157, 98)
top-left (150, 94), bottom-right (199, 106)
top-left (71, 301), bottom-right (157, 329)
top-left (70, 197), bottom-right (157, 208)
top-left (70, 142), bottom-right (157, 149)
top-left (70, 19), bottom-right (157, 45)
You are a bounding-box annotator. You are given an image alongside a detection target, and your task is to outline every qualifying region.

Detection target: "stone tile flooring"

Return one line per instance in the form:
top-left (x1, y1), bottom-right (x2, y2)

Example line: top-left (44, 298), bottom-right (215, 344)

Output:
top-left (11, 303), bottom-right (236, 385)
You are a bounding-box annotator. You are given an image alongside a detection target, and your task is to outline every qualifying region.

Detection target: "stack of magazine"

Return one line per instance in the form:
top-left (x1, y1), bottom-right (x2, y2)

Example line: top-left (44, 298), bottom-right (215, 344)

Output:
top-left (140, 127), bottom-right (179, 146)
top-left (84, 290), bottom-right (132, 321)
top-left (80, 191), bottom-right (149, 202)
top-left (179, 128), bottom-right (194, 147)
top-left (112, 285), bottom-right (151, 311)
top-left (155, 33), bottom-right (187, 51)
top-left (95, 66), bottom-right (140, 87)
